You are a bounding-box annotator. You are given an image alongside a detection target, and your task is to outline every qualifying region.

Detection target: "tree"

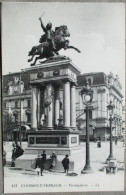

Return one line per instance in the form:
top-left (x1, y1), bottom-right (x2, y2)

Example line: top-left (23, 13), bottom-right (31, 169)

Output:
top-left (3, 112), bottom-right (18, 132)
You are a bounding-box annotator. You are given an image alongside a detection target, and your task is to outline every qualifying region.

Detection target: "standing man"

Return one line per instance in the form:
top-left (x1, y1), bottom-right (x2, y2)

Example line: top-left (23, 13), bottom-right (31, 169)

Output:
top-left (35, 151), bottom-right (46, 176)
top-left (62, 154), bottom-right (69, 174)
top-left (41, 150), bottom-right (46, 171)
top-left (39, 17), bottom-right (56, 50)
top-left (115, 137), bottom-right (118, 145)
top-left (11, 146), bottom-right (17, 167)
top-left (3, 149), bottom-right (6, 166)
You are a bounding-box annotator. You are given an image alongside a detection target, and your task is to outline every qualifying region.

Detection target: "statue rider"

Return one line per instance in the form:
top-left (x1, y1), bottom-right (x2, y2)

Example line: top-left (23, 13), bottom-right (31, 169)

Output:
top-left (39, 17), bottom-right (56, 50)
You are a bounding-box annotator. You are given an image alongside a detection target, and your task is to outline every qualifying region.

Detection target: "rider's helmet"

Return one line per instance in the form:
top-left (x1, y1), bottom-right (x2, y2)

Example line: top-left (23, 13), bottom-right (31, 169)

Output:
top-left (46, 22), bottom-right (52, 30)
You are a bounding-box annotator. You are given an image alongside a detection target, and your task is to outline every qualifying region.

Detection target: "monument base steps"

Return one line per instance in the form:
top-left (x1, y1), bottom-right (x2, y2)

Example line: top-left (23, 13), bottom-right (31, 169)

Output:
top-left (24, 146), bottom-right (82, 155)
top-left (15, 146), bottom-right (85, 172)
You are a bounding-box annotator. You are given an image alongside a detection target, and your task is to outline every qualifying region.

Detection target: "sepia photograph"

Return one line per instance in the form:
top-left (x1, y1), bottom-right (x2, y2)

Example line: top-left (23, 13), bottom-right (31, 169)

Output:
top-left (1, 1), bottom-right (125, 194)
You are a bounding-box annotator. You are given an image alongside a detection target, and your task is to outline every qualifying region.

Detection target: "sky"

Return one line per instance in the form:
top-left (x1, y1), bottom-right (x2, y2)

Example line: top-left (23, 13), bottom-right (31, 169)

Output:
top-left (2, 2), bottom-right (125, 95)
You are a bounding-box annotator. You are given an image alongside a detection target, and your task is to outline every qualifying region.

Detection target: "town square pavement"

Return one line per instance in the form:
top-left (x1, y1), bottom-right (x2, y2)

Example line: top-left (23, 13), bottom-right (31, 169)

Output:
top-left (3, 141), bottom-right (125, 193)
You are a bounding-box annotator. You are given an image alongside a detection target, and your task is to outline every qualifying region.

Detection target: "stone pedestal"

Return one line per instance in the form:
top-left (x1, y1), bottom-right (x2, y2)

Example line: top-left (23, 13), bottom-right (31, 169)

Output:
top-left (15, 59), bottom-right (81, 171)
top-left (27, 130), bottom-right (80, 150)
top-left (15, 146), bottom-right (84, 172)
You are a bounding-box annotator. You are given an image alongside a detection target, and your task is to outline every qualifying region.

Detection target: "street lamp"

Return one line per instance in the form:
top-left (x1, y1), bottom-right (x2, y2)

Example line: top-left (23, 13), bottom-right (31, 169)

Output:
top-left (106, 100), bottom-right (116, 162)
top-left (19, 69), bottom-right (23, 146)
top-left (81, 81), bottom-right (93, 174)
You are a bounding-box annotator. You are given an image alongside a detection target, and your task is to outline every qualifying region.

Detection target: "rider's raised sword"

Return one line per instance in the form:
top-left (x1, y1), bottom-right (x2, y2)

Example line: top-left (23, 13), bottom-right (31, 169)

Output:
top-left (39, 11), bottom-right (45, 20)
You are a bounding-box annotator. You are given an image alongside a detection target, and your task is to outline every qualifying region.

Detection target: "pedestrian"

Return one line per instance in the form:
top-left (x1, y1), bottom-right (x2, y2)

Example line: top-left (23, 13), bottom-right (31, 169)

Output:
top-left (11, 146), bottom-right (17, 167)
top-left (115, 137), bottom-right (118, 145)
top-left (62, 154), bottom-right (69, 174)
top-left (49, 151), bottom-right (57, 171)
top-left (35, 154), bottom-right (42, 176)
top-left (3, 149), bottom-right (6, 166)
top-left (98, 136), bottom-right (101, 141)
top-left (14, 145), bottom-right (24, 158)
top-left (122, 138), bottom-right (125, 147)
top-left (18, 145), bottom-right (24, 156)
top-left (41, 150), bottom-right (46, 170)
top-left (12, 142), bottom-right (16, 148)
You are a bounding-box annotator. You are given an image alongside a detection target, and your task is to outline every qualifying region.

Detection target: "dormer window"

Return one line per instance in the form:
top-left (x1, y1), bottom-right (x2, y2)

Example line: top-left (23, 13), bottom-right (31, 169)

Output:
top-left (86, 76), bottom-right (93, 85)
top-left (88, 78), bottom-right (91, 85)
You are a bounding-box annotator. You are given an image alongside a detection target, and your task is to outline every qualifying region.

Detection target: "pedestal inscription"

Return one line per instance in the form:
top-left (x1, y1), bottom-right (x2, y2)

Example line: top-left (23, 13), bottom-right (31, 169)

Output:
top-left (36, 137), bottom-right (60, 144)
top-left (71, 137), bottom-right (77, 143)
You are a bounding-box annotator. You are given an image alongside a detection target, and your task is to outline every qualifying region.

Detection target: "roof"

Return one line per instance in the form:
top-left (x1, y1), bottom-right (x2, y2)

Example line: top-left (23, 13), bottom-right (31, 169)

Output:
top-left (77, 72), bottom-right (106, 86)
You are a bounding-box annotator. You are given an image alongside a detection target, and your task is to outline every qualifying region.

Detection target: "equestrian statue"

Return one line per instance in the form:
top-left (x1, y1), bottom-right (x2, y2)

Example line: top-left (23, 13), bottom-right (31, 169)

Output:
top-left (28, 14), bottom-right (81, 66)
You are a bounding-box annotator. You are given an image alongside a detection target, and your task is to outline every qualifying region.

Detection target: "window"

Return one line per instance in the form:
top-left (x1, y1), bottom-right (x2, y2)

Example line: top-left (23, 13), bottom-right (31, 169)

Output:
top-left (3, 102), bottom-right (6, 109)
top-left (15, 101), bottom-right (18, 108)
top-left (86, 76), bottom-right (93, 85)
top-left (13, 112), bottom-right (18, 122)
top-left (88, 78), bottom-right (91, 85)
top-left (27, 113), bottom-right (31, 122)
top-left (60, 101), bottom-right (63, 110)
top-left (28, 100), bottom-right (31, 108)
top-left (89, 110), bottom-right (92, 119)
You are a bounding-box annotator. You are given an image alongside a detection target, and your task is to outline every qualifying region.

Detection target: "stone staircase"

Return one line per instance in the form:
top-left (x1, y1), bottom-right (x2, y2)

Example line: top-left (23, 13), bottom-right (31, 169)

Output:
top-left (15, 146), bottom-right (85, 172)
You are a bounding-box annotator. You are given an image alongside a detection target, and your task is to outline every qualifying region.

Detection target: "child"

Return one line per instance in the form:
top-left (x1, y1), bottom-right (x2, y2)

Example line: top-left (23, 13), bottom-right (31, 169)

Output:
top-left (49, 151), bottom-right (57, 171)
top-left (35, 155), bottom-right (42, 176)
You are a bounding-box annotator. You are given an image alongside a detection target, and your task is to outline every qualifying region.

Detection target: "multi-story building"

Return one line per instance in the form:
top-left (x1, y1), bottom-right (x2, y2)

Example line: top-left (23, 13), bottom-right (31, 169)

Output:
top-left (2, 71), bottom-right (124, 141)
top-left (122, 105), bottom-right (125, 138)
top-left (2, 71), bottom-right (31, 140)
top-left (76, 72), bottom-right (123, 140)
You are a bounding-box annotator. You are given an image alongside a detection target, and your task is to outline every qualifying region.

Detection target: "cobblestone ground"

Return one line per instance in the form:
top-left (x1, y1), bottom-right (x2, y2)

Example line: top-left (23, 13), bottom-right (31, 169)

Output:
top-left (3, 141), bottom-right (125, 193)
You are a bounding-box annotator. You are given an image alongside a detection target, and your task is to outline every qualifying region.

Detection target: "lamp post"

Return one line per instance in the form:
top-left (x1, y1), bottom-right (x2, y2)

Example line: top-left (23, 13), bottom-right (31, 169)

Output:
top-left (107, 100), bottom-right (116, 162)
top-left (81, 81), bottom-right (93, 174)
top-left (19, 69), bottom-right (23, 146)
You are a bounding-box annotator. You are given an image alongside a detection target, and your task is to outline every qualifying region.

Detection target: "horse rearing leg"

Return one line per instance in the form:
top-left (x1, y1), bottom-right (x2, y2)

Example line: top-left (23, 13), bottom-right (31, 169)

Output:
top-left (31, 56), bottom-right (41, 66)
top-left (28, 54), bottom-right (35, 62)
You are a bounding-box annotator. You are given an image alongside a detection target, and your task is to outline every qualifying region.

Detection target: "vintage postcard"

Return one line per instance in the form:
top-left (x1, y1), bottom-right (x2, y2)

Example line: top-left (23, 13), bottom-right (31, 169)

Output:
top-left (1, 1), bottom-right (125, 194)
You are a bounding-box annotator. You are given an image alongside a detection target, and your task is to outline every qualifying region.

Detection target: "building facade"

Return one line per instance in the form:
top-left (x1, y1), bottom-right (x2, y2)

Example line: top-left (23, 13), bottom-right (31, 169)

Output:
top-left (76, 72), bottom-right (123, 140)
top-left (2, 71), bottom-right (31, 140)
top-left (2, 71), bottom-right (124, 141)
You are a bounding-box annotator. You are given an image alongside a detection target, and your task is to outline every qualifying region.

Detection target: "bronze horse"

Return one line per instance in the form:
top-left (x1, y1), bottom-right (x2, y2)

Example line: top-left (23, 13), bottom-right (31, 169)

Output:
top-left (28, 25), bottom-right (81, 66)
